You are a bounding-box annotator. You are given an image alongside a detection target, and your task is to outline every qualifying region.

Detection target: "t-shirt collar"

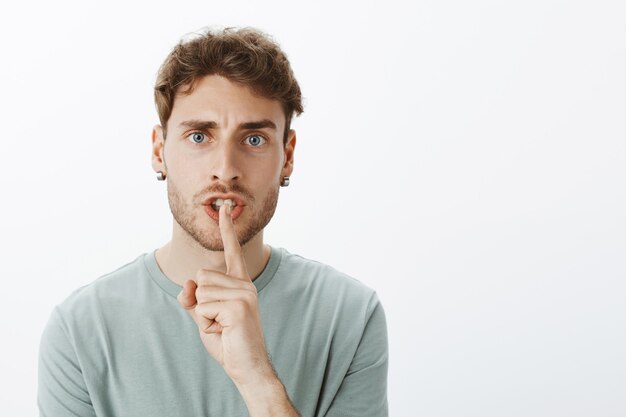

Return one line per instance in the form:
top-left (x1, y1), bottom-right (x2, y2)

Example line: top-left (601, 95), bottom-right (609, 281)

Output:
top-left (143, 245), bottom-right (282, 298)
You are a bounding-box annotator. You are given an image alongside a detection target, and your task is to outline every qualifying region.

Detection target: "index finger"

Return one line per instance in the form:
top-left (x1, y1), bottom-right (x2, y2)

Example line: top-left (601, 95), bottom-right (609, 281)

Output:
top-left (219, 201), bottom-right (250, 280)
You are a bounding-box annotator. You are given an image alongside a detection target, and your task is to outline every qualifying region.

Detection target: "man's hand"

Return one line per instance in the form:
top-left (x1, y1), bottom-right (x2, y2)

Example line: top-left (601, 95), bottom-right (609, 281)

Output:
top-left (177, 202), bottom-right (274, 386)
top-left (177, 202), bottom-right (300, 416)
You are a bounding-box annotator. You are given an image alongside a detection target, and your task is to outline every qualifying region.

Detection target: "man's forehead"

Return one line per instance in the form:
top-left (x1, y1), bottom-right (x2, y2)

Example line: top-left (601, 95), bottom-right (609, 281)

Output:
top-left (169, 75), bottom-right (285, 130)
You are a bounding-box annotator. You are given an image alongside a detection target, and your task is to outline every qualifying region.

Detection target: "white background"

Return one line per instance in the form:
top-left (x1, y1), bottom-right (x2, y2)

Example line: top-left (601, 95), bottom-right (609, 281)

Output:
top-left (1, 0), bottom-right (625, 416)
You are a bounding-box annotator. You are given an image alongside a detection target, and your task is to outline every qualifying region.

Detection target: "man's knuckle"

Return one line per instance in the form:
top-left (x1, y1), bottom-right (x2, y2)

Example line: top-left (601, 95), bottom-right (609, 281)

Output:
top-left (243, 290), bottom-right (257, 305)
top-left (244, 282), bottom-right (257, 293)
top-left (234, 299), bottom-right (248, 313)
top-left (194, 303), bottom-right (204, 315)
top-left (195, 269), bottom-right (215, 284)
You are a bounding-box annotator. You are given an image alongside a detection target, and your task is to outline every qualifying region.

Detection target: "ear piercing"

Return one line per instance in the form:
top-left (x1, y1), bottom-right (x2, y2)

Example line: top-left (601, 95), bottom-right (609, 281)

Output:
top-left (157, 171), bottom-right (290, 187)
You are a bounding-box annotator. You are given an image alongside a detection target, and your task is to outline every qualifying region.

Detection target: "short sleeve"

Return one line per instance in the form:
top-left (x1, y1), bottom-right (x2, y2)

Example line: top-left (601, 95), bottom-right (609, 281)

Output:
top-left (38, 307), bottom-right (97, 417)
top-left (325, 293), bottom-right (389, 417)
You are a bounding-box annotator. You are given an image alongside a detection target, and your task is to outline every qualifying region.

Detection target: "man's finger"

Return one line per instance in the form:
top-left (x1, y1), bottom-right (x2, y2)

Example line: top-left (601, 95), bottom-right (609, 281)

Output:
top-left (194, 300), bottom-right (241, 330)
top-left (177, 279), bottom-right (214, 331)
top-left (195, 285), bottom-right (256, 304)
top-left (195, 269), bottom-right (246, 289)
top-left (203, 321), bottom-right (223, 334)
top-left (219, 202), bottom-right (250, 280)
top-left (177, 279), bottom-right (198, 310)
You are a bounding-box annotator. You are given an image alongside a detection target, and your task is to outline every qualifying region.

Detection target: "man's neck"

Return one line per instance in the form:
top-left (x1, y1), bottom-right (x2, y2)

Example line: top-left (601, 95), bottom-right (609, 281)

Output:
top-left (154, 224), bottom-right (271, 287)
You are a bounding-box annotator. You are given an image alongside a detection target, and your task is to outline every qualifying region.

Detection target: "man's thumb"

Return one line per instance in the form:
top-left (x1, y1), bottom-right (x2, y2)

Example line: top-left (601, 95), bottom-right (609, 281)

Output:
top-left (177, 279), bottom-right (198, 310)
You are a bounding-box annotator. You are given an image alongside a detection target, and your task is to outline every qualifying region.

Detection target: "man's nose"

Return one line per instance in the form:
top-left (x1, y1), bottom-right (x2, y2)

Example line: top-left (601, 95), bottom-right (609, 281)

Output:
top-left (210, 140), bottom-right (242, 182)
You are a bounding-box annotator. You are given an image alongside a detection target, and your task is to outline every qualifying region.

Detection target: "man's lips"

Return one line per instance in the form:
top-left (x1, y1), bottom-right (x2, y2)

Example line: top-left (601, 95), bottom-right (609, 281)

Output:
top-left (203, 202), bottom-right (245, 222)
top-left (203, 193), bottom-right (246, 207)
top-left (202, 193), bottom-right (247, 222)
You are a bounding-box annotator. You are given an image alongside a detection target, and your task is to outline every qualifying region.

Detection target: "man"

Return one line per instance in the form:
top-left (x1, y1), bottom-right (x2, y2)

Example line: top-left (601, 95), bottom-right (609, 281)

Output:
top-left (38, 27), bottom-right (388, 417)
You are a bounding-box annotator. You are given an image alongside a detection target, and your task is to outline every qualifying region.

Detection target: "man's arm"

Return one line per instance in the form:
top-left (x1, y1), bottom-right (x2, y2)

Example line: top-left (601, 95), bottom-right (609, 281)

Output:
top-left (325, 292), bottom-right (389, 417)
top-left (178, 202), bottom-right (300, 417)
top-left (38, 308), bottom-right (97, 417)
top-left (234, 373), bottom-right (301, 417)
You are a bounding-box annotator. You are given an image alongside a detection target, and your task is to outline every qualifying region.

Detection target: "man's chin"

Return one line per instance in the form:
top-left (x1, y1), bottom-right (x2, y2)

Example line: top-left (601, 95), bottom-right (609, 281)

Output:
top-left (195, 223), bottom-right (259, 252)
top-left (197, 230), bottom-right (238, 252)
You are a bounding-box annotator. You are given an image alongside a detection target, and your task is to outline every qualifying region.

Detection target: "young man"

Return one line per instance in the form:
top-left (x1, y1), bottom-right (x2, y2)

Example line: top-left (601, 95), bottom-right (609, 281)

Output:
top-left (38, 27), bottom-right (388, 417)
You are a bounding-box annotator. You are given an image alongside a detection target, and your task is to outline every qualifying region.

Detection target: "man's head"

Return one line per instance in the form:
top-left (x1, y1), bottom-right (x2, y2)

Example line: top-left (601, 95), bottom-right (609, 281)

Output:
top-left (151, 27), bottom-right (303, 251)
top-left (154, 27), bottom-right (303, 144)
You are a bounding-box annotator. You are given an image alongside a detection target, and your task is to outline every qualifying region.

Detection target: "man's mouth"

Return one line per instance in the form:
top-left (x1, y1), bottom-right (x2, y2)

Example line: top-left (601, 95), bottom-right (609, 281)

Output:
top-left (210, 198), bottom-right (237, 212)
top-left (203, 196), bottom-right (246, 222)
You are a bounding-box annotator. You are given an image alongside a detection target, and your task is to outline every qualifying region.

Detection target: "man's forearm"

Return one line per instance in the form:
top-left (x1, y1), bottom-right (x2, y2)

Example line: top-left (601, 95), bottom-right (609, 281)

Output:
top-left (235, 374), bottom-right (301, 417)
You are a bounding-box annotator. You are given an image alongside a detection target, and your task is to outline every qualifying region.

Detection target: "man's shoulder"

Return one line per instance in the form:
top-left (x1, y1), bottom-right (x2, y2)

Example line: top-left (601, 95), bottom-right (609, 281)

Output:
top-left (55, 252), bottom-right (149, 317)
top-left (275, 247), bottom-right (379, 306)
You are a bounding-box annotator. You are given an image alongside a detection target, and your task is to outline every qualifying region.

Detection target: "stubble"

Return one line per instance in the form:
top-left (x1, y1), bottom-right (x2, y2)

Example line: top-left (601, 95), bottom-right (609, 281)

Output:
top-left (166, 178), bottom-right (279, 251)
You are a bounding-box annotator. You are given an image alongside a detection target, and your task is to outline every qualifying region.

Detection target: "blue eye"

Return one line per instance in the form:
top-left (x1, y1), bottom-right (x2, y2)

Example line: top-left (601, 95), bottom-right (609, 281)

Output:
top-left (244, 135), bottom-right (266, 147)
top-left (189, 132), bottom-right (205, 144)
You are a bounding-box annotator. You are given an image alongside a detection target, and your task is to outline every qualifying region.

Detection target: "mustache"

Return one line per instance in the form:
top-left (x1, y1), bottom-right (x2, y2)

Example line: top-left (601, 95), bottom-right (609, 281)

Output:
top-left (201, 183), bottom-right (255, 202)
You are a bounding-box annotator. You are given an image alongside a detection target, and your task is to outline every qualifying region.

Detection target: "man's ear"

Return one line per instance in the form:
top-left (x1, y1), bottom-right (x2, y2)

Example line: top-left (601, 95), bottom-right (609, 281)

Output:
top-left (151, 125), bottom-right (167, 172)
top-left (282, 129), bottom-right (296, 178)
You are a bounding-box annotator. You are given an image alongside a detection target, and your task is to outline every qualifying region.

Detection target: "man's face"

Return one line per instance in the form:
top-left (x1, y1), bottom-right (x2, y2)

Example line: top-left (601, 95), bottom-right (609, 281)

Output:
top-left (151, 75), bottom-right (295, 251)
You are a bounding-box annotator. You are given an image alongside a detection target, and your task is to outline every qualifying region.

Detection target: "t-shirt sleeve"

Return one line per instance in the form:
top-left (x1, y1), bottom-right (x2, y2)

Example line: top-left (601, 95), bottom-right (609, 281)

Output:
top-left (324, 292), bottom-right (389, 417)
top-left (38, 307), bottom-right (97, 417)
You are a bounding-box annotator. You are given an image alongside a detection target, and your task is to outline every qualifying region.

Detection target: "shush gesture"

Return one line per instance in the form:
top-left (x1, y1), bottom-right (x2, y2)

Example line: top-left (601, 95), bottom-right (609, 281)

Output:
top-left (177, 201), bottom-right (274, 387)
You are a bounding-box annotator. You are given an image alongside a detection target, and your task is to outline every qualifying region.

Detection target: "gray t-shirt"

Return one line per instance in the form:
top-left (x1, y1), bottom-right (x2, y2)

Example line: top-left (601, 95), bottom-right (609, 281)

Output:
top-left (38, 245), bottom-right (388, 416)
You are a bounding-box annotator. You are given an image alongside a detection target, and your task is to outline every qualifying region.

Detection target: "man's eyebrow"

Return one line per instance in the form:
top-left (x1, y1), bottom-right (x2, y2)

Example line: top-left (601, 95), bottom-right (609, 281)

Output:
top-left (177, 119), bottom-right (277, 131)
top-left (178, 120), bottom-right (218, 130)
top-left (238, 119), bottom-right (277, 130)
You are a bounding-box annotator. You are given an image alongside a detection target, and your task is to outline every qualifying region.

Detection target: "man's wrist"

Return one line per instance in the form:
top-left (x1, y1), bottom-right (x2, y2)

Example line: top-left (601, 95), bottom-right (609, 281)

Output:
top-left (235, 372), bottom-right (300, 417)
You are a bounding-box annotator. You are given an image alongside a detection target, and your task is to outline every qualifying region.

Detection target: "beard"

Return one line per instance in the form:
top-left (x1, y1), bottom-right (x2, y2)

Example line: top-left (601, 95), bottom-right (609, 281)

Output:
top-left (166, 178), bottom-right (279, 251)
